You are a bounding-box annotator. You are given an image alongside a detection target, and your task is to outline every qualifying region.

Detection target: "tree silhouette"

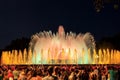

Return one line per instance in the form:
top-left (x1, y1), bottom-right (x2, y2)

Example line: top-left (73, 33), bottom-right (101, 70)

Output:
top-left (96, 33), bottom-right (120, 50)
top-left (3, 37), bottom-right (30, 51)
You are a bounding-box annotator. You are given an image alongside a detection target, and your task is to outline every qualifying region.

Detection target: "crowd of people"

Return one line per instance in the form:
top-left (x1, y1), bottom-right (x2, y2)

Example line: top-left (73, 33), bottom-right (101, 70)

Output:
top-left (0, 64), bottom-right (120, 80)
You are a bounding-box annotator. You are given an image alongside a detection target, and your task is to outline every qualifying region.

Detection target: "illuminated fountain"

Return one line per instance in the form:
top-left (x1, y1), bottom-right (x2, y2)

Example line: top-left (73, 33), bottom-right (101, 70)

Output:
top-left (29, 25), bottom-right (95, 64)
top-left (1, 48), bottom-right (120, 65)
top-left (1, 26), bottom-right (120, 65)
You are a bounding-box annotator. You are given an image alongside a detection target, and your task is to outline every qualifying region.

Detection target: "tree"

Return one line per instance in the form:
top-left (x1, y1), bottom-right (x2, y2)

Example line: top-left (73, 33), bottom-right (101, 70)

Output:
top-left (97, 33), bottom-right (120, 50)
top-left (3, 37), bottom-right (30, 51)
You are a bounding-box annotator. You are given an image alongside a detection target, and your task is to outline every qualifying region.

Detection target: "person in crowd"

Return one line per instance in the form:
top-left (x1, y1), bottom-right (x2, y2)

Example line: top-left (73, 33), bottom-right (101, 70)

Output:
top-left (42, 66), bottom-right (54, 80)
top-left (36, 71), bottom-right (43, 80)
top-left (0, 70), bottom-right (3, 80)
top-left (3, 70), bottom-right (8, 80)
top-left (18, 71), bottom-right (26, 80)
top-left (101, 72), bottom-right (106, 80)
top-left (13, 67), bottom-right (19, 80)
top-left (0, 65), bottom-right (120, 80)
top-left (7, 69), bottom-right (14, 80)
top-left (52, 66), bottom-right (59, 80)
top-left (26, 70), bottom-right (32, 80)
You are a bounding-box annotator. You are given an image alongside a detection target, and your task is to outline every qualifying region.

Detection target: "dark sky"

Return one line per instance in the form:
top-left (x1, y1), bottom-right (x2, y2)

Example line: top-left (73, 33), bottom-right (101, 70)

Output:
top-left (0, 0), bottom-right (120, 49)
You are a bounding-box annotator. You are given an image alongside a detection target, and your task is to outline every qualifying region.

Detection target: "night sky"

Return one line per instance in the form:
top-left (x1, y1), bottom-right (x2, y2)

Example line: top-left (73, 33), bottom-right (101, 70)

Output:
top-left (0, 0), bottom-right (120, 49)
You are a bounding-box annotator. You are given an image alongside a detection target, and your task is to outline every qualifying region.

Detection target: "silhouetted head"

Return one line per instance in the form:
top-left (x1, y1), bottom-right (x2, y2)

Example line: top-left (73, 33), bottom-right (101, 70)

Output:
top-left (47, 66), bottom-right (53, 75)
